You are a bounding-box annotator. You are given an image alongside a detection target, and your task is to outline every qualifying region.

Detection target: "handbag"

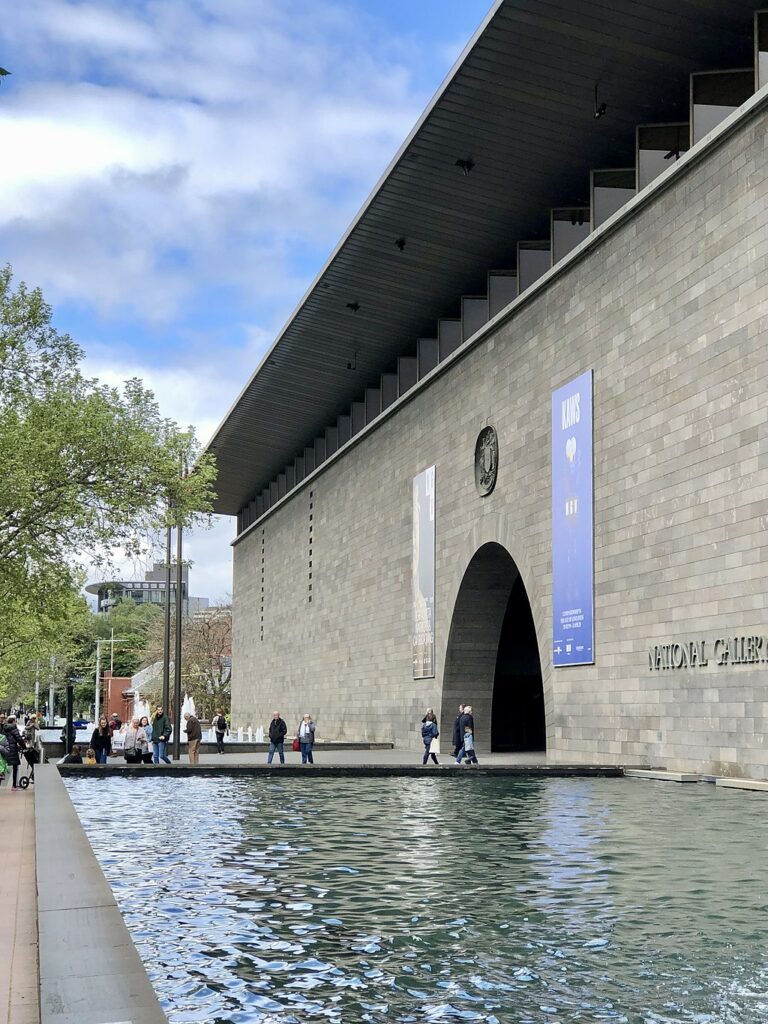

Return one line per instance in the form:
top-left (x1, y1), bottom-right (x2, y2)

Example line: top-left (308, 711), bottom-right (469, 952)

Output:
top-left (292, 737), bottom-right (300, 752)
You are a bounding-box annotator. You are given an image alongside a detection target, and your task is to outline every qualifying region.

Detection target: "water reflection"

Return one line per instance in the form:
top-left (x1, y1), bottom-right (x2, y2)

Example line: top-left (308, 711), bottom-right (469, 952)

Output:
top-left (65, 776), bottom-right (768, 1024)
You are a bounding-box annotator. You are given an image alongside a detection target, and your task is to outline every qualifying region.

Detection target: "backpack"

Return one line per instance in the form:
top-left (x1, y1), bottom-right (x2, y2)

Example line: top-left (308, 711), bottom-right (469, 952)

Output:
top-left (421, 720), bottom-right (438, 740)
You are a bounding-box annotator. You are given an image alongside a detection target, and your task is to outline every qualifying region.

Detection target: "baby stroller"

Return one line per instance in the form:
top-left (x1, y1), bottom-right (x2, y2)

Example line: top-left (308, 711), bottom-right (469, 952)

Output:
top-left (18, 747), bottom-right (39, 789)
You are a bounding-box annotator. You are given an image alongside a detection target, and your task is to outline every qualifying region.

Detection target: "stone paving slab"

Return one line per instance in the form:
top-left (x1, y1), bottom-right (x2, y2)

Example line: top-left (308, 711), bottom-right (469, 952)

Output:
top-left (0, 776), bottom-right (40, 1024)
top-left (625, 769), bottom-right (701, 783)
top-left (715, 777), bottom-right (768, 793)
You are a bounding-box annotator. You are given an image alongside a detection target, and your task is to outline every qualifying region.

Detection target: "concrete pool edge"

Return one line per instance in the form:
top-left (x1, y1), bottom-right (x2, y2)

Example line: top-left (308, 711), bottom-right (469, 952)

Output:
top-left (55, 762), bottom-right (627, 779)
top-left (35, 764), bottom-right (168, 1024)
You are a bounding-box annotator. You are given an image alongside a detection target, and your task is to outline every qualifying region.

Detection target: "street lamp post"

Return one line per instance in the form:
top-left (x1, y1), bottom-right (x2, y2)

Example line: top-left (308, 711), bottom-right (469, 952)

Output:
top-left (172, 523), bottom-right (183, 760)
top-left (162, 525), bottom-right (172, 710)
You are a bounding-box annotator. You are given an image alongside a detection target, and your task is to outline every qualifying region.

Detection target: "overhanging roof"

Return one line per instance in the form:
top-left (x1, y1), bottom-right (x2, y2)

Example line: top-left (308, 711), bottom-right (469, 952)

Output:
top-left (207, 0), bottom-right (759, 516)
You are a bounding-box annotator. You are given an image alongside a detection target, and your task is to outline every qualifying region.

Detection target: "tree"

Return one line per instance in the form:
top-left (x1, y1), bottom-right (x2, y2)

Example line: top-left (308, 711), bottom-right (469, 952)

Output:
top-left (0, 265), bottom-right (217, 696)
top-left (142, 605), bottom-right (232, 719)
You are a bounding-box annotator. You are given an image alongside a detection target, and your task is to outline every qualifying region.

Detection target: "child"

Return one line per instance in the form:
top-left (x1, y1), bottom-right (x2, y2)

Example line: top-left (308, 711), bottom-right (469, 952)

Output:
top-left (462, 724), bottom-right (478, 765)
top-left (84, 747), bottom-right (97, 765)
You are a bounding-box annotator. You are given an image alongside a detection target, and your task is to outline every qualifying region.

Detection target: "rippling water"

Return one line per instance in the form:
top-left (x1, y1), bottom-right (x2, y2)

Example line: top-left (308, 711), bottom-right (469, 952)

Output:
top-left (64, 775), bottom-right (768, 1024)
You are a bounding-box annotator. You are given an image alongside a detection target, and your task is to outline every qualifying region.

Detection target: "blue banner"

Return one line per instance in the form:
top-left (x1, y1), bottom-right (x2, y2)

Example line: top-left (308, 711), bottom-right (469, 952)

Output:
top-left (552, 370), bottom-right (594, 666)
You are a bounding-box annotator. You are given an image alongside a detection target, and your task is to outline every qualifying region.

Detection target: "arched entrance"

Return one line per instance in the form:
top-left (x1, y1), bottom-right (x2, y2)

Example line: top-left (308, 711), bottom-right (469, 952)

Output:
top-left (441, 542), bottom-right (545, 753)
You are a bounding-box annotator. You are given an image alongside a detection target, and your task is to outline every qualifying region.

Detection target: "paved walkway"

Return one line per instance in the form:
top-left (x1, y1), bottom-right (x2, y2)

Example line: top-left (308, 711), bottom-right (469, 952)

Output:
top-left (0, 780), bottom-right (40, 1024)
top-left (193, 746), bottom-right (552, 767)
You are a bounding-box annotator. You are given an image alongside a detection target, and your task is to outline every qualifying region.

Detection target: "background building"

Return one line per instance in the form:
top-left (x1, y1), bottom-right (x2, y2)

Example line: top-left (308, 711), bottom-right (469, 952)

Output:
top-left (208, 1), bottom-right (768, 778)
top-left (86, 562), bottom-right (210, 617)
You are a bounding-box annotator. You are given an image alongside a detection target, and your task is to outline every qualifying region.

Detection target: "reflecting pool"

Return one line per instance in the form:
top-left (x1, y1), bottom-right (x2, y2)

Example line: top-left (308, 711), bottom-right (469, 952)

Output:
top-left (64, 775), bottom-right (768, 1024)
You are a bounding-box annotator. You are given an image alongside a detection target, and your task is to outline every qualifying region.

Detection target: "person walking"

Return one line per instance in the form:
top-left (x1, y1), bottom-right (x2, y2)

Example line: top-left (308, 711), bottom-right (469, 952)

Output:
top-left (151, 704), bottom-right (173, 765)
top-left (420, 708), bottom-right (440, 766)
top-left (297, 713), bottom-right (316, 764)
top-left (90, 716), bottom-right (112, 764)
top-left (267, 710), bottom-right (287, 765)
top-left (452, 703), bottom-right (465, 758)
top-left (455, 705), bottom-right (475, 764)
top-left (184, 712), bottom-right (202, 765)
top-left (461, 723), bottom-right (479, 765)
top-left (212, 710), bottom-right (228, 754)
top-left (3, 715), bottom-right (26, 789)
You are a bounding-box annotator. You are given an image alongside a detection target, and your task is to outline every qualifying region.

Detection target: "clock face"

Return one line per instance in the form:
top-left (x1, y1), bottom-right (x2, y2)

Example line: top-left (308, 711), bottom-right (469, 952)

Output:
top-left (474, 426), bottom-right (499, 496)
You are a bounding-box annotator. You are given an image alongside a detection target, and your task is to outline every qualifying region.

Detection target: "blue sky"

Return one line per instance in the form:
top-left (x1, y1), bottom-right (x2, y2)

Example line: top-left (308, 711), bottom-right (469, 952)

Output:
top-left (0, 0), bottom-right (492, 601)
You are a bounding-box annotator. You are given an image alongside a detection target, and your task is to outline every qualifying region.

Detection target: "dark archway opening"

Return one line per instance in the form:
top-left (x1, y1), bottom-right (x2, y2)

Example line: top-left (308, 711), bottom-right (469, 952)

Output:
top-left (441, 542), bottom-right (545, 753)
top-left (491, 575), bottom-right (545, 751)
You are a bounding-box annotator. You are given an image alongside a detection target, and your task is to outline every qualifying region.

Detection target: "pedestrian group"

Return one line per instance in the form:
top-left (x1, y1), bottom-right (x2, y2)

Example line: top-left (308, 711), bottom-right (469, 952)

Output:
top-left (419, 703), bottom-right (478, 766)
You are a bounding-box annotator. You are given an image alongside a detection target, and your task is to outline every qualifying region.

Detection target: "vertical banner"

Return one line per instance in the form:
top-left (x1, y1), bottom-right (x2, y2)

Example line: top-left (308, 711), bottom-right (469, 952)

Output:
top-left (412, 465), bottom-right (436, 679)
top-left (552, 370), bottom-right (594, 666)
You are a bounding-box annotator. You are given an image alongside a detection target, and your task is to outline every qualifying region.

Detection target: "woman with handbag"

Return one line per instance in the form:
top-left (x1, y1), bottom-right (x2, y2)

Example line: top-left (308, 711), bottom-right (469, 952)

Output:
top-left (123, 718), bottom-right (144, 764)
top-left (296, 713), bottom-right (316, 764)
top-left (420, 708), bottom-right (440, 766)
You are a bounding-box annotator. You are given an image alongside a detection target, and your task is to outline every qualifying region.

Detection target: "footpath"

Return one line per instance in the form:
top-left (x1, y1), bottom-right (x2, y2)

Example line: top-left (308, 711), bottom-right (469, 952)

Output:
top-left (0, 781), bottom-right (39, 1024)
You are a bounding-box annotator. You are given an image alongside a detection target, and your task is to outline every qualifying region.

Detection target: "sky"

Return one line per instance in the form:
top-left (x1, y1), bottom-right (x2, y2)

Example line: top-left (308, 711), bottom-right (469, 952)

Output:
top-left (0, 0), bottom-right (492, 604)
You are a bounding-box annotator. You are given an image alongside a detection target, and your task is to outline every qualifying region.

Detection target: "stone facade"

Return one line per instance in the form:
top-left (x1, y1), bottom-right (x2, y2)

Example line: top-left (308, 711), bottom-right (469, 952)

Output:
top-left (232, 99), bottom-right (768, 779)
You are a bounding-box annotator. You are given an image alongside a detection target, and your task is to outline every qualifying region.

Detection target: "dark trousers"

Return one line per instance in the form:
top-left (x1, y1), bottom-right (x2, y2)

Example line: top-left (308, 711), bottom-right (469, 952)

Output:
top-left (12, 764), bottom-right (19, 786)
top-left (300, 742), bottom-right (314, 764)
top-left (215, 733), bottom-right (225, 753)
top-left (422, 741), bottom-right (439, 765)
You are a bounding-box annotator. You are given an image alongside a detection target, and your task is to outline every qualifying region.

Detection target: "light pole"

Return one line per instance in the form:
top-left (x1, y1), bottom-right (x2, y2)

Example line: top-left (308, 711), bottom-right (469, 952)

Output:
top-left (162, 525), bottom-right (172, 711)
top-left (172, 522), bottom-right (183, 760)
top-left (48, 655), bottom-right (56, 726)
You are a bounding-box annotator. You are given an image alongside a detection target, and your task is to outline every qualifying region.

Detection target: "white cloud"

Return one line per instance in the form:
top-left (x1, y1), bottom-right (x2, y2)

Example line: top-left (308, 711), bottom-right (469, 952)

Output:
top-left (0, 0), bottom-right (443, 606)
top-left (0, 0), bottom-right (425, 323)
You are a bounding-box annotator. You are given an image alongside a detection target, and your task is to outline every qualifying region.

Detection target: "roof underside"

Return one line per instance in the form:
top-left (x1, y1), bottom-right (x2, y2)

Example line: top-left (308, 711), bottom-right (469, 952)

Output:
top-left (208, 0), bottom-right (760, 515)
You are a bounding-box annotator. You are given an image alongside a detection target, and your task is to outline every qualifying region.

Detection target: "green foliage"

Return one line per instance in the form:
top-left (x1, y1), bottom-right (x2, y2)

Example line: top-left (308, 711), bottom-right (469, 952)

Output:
top-left (0, 265), bottom-right (217, 697)
top-left (71, 598), bottom-right (163, 681)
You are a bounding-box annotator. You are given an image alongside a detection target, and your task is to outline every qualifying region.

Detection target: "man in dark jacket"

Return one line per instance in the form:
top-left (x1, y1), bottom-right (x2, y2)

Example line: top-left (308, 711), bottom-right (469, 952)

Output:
top-left (455, 705), bottom-right (475, 764)
top-left (151, 704), bottom-right (173, 765)
top-left (452, 703), bottom-right (465, 758)
top-left (183, 712), bottom-right (203, 765)
top-left (267, 710), bottom-right (288, 765)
